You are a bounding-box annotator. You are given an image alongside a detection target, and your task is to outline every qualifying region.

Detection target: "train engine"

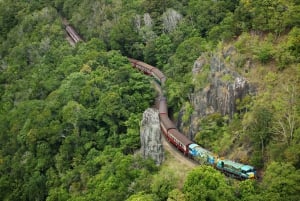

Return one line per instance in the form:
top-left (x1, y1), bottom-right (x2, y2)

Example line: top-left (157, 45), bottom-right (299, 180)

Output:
top-left (216, 159), bottom-right (257, 179)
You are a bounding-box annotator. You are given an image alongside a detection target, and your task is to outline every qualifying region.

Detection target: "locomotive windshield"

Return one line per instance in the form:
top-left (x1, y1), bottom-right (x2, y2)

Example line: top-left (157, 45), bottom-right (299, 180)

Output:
top-left (241, 165), bottom-right (255, 173)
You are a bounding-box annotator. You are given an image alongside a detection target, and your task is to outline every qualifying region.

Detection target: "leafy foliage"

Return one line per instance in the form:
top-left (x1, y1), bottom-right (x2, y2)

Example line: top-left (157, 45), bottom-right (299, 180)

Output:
top-left (0, 2), bottom-right (157, 200)
top-left (243, 106), bottom-right (273, 167)
top-left (235, 0), bottom-right (300, 34)
top-left (183, 166), bottom-right (235, 201)
top-left (261, 162), bottom-right (300, 200)
top-left (195, 113), bottom-right (228, 152)
top-left (1, 0), bottom-right (300, 200)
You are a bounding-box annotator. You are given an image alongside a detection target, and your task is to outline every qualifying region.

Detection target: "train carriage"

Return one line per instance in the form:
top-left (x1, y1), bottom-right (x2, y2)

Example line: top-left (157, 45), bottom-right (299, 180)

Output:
top-left (159, 97), bottom-right (168, 115)
top-left (167, 129), bottom-right (193, 155)
top-left (66, 25), bottom-right (82, 43)
top-left (188, 143), bottom-right (216, 165)
top-left (216, 159), bottom-right (257, 179)
top-left (128, 58), bottom-right (155, 75)
top-left (128, 58), bottom-right (166, 84)
top-left (151, 68), bottom-right (166, 84)
top-left (159, 114), bottom-right (176, 135)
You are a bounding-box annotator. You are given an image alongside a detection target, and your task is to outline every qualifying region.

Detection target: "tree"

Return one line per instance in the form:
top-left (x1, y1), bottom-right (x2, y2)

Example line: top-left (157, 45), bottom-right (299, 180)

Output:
top-left (194, 113), bottom-right (227, 152)
top-left (276, 27), bottom-right (300, 68)
top-left (109, 14), bottom-right (141, 56)
top-left (151, 169), bottom-right (176, 201)
top-left (82, 150), bottom-right (158, 201)
top-left (46, 187), bottom-right (69, 201)
top-left (243, 106), bottom-right (273, 167)
top-left (187, 0), bottom-right (236, 37)
top-left (261, 162), bottom-right (300, 201)
top-left (0, 1), bottom-right (20, 40)
top-left (165, 36), bottom-right (208, 108)
top-left (272, 83), bottom-right (299, 145)
top-left (235, 0), bottom-right (300, 34)
top-left (126, 192), bottom-right (156, 201)
top-left (62, 100), bottom-right (88, 135)
top-left (237, 179), bottom-right (258, 201)
top-left (208, 12), bottom-right (236, 42)
top-left (120, 114), bottom-right (142, 154)
top-left (154, 34), bottom-right (174, 67)
top-left (142, 0), bottom-right (177, 33)
top-left (183, 166), bottom-right (235, 201)
top-left (167, 189), bottom-right (186, 201)
top-left (167, 37), bottom-right (207, 76)
top-left (23, 171), bottom-right (47, 201)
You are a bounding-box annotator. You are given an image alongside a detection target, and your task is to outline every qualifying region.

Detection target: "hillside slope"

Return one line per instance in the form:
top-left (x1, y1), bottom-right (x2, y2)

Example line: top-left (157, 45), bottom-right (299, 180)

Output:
top-left (0, 1), bottom-right (300, 200)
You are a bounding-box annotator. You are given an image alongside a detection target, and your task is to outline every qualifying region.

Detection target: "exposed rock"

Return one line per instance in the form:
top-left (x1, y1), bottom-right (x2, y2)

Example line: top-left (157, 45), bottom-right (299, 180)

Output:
top-left (140, 108), bottom-right (164, 165)
top-left (179, 46), bottom-right (256, 139)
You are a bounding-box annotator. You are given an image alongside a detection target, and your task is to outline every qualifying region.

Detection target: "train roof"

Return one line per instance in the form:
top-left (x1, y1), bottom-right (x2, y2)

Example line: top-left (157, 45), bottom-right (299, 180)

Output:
top-left (134, 60), bottom-right (154, 69)
top-left (152, 68), bottom-right (165, 79)
top-left (168, 129), bottom-right (193, 146)
top-left (160, 96), bottom-right (167, 101)
top-left (159, 114), bottom-right (176, 130)
top-left (219, 159), bottom-right (255, 170)
top-left (189, 143), bottom-right (214, 155)
top-left (128, 58), bottom-right (138, 63)
top-left (189, 143), bottom-right (200, 149)
top-left (241, 165), bottom-right (255, 171)
top-left (159, 98), bottom-right (168, 114)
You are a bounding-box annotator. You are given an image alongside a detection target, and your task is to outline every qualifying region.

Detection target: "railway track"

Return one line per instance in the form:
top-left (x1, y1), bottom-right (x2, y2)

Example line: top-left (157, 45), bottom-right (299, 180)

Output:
top-left (64, 22), bottom-right (258, 180)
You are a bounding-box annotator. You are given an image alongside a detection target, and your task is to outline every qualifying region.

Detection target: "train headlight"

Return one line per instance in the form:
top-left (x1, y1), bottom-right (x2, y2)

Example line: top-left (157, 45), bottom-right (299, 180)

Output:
top-left (248, 173), bottom-right (255, 179)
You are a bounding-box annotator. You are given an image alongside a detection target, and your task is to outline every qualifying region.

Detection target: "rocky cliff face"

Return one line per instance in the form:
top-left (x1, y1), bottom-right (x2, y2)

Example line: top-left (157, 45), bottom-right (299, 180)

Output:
top-left (140, 108), bottom-right (164, 165)
top-left (178, 46), bottom-right (256, 139)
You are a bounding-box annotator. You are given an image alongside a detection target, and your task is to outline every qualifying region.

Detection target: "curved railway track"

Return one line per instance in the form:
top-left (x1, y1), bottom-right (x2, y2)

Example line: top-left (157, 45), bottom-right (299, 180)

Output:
top-left (64, 23), bottom-right (258, 180)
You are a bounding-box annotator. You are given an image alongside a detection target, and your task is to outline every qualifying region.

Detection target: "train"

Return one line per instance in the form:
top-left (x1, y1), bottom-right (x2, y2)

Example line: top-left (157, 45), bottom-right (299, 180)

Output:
top-left (65, 25), bottom-right (83, 43)
top-left (128, 58), bottom-right (166, 84)
top-left (65, 25), bottom-right (257, 180)
top-left (128, 58), bottom-right (257, 180)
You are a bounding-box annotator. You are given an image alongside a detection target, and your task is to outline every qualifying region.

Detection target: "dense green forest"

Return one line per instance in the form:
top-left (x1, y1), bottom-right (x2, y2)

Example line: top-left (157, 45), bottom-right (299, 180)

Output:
top-left (0, 0), bottom-right (300, 200)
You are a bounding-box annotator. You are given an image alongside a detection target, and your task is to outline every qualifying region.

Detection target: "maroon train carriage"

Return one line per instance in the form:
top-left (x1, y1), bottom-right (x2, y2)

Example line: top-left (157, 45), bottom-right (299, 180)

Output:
top-left (167, 128), bottom-right (193, 155)
top-left (128, 58), bottom-right (154, 75)
top-left (159, 97), bottom-right (168, 115)
top-left (128, 58), bottom-right (166, 83)
top-left (137, 61), bottom-right (155, 75)
top-left (128, 58), bottom-right (138, 65)
top-left (159, 114), bottom-right (176, 136)
top-left (159, 112), bottom-right (193, 155)
top-left (151, 68), bottom-right (166, 84)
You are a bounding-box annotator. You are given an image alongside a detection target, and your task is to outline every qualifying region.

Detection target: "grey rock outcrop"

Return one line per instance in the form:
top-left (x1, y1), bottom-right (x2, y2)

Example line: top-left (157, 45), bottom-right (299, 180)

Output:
top-left (178, 46), bottom-right (256, 139)
top-left (140, 108), bottom-right (164, 165)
